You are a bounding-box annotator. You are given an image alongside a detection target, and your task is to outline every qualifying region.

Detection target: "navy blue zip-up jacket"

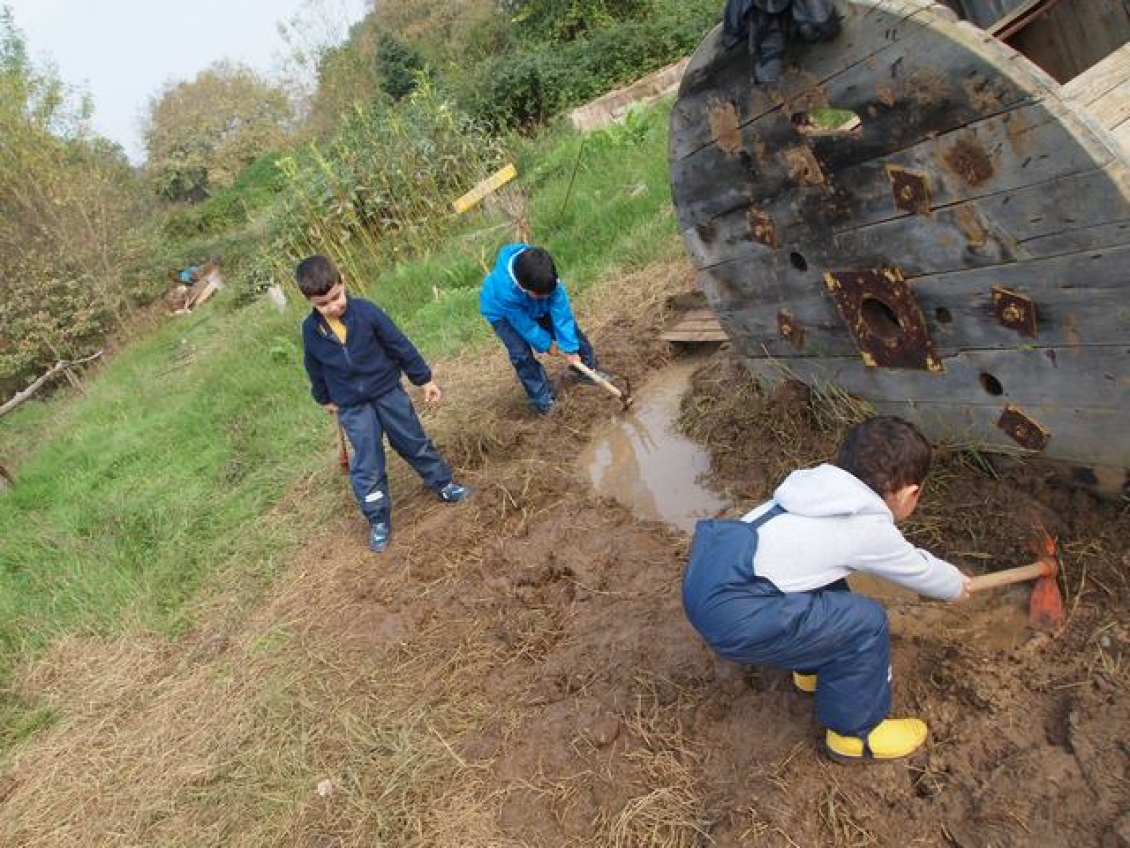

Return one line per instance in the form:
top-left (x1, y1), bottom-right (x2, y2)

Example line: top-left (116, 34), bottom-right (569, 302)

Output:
top-left (301, 296), bottom-right (432, 408)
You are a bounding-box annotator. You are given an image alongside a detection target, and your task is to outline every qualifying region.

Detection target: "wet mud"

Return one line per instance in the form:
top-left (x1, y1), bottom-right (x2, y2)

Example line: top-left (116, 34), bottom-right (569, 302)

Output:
top-left (4, 263), bottom-right (1128, 847)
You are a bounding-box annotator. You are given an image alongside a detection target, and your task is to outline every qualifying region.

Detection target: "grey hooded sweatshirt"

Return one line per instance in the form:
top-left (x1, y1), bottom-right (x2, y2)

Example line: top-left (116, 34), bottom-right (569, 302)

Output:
top-left (743, 463), bottom-right (964, 601)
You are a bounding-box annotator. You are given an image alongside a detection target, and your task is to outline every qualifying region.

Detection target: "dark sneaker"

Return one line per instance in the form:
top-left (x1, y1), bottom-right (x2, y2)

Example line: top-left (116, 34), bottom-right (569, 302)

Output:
top-left (534, 400), bottom-right (557, 416)
top-left (369, 522), bottom-right (390, 553)
top-left (437, 482), bottom-right (468, 503)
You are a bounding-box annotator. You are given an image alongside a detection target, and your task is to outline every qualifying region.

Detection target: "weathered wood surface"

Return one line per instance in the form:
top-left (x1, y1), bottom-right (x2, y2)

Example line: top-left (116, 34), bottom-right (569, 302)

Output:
top-left (1064, 43), bottom-right (1130, 158)
top-left (1003, 0), bottom-right (1130, 84)
top-left (659, 309), bottom-right (729, 342)
top-left (669, 0), bottom-right (1130, 477)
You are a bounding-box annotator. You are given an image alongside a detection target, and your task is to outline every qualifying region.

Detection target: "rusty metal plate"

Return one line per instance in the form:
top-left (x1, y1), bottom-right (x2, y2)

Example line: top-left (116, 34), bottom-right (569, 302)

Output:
top-left (887, 166), bottom-right (931, 216)
top-left (824, 268), bottom-right (943, 371)
top-left (747, 208), bottom-right (778, 248)
top-left (998, 404), bottom-right (1051, 451)
top-left (777, 311), bottom-right (806, 349)
top-left (992, 286), bottom-right (1038, 337)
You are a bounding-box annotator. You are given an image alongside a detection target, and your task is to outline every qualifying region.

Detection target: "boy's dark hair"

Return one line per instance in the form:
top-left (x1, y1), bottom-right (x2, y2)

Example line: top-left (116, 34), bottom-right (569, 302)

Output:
top-left (834, 416), bottom-right (932, 497)
top-left (295, 255), bottom-right (341, 298)
top-left (513, 247), bottom-right (558, 296)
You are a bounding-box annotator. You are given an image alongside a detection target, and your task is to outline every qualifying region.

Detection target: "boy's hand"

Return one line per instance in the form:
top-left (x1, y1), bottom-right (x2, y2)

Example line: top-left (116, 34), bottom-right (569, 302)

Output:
top-left (422, 381), bottom-right (443, 404)
top-left (546, 342), bottom-right (581, 366)
top-left (323, 402), bottom-right (339, 414)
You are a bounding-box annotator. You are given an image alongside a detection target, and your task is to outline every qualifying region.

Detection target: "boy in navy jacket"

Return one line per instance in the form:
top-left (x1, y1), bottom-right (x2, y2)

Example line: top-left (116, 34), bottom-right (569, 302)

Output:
top-left (297, 255), bottom-right (467, 553)
top-left (683, 417), bottom-right (971, 762)
top-left (479, 244), bottom-right (602, 415)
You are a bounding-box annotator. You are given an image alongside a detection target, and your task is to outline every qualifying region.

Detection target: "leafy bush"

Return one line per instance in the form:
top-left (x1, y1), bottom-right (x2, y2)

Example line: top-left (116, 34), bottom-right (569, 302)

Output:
top-left (162, 152), bottom-right (287, 239)
top-left (376, 31), bottom-right (427, 101)
top-left (0, 13), bottom-right (153, 393)
top-left (143, 62), bottom-right (293, 202)
top-left (453, 5), bottom-right (719, 131)
top-left (274, 80), bottom-right (509, 265)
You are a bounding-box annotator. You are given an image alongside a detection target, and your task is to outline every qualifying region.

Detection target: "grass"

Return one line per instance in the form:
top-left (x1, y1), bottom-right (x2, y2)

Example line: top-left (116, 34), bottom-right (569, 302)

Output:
top-left (0, 299), bottom-right (335, 738)
top-left (0, 98), bottom-right (684, 750)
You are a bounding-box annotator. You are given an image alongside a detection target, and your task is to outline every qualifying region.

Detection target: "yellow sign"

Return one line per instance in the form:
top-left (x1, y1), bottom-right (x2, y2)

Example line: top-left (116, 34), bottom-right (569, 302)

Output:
top-left (452, 163), bottom-right (518, 214)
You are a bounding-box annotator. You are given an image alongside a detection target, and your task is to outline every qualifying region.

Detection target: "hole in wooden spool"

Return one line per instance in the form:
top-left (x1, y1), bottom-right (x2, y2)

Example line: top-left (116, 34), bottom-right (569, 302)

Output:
top-left (789, 252), bottom-right (808, 271)
top-left (791, 108), bottom-right (862, 136)
top-left (860, 296), bottom-right (903, 340)
top-left (979, 373), bottom-right (1004, 396)
top-left (935, 306), bottom-right (953, 324)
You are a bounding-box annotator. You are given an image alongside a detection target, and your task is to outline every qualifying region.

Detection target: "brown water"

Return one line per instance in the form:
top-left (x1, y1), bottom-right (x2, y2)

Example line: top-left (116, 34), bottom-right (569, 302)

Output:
top-left (578, 360), bottom-right (730, 532)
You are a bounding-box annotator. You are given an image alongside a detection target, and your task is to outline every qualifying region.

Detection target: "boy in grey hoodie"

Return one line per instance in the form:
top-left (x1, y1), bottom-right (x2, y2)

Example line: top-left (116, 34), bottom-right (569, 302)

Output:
top-left (682, 416), bottom-right (971, 762)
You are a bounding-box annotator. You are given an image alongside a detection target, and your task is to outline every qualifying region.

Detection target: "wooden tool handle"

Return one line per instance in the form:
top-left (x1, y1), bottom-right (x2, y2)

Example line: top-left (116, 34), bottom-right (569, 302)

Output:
top-left (336, 421), bottom-right (350, 469)
top-left (572, 361), bottom-right (623, 399)
top-left (968, 561), bottom-right (1052, 592)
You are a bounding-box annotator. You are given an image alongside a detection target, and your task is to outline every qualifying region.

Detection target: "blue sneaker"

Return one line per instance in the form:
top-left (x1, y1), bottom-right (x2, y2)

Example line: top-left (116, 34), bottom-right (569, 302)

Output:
top-left (534, 399), bottom-right (557, 416)
top-left (436, 481), bottom-right (468, 503)
top-left (369, 521), bottom-right (390, 553)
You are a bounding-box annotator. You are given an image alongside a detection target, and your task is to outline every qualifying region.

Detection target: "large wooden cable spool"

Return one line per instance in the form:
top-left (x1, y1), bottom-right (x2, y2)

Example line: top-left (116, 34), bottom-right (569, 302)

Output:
top-left (669, 0), bottom-right (1130, 495)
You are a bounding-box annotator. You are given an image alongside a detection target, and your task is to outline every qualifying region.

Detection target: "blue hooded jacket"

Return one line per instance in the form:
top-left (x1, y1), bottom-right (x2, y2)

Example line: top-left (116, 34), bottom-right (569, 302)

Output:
top-left (479, 244), bottom-right (581, 354)
top-left (301, 296), bottom-right (432, 408)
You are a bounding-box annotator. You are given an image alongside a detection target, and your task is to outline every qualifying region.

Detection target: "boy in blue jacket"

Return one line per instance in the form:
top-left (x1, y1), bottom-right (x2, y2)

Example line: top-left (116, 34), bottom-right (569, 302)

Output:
top-left (297, 255), bottom-right (467, 554)
top-left (479, 244), bottom-right (602, 415)
top-left (683, 417), bottom-right (972, 762)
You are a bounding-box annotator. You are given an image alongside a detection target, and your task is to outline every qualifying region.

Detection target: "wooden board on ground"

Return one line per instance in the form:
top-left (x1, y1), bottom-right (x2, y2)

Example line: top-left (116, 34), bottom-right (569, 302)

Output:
top-left (660, 308), bottom-right (729, 342)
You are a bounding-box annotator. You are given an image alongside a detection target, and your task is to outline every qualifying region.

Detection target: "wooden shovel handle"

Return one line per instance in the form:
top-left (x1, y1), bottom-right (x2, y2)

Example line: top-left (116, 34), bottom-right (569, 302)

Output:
top-left (968, 561), bottom-right (1053, 592)
top-left (572, 361), bottom-right (624, 399)
top-left (336, 420), bottom-right (350, 469)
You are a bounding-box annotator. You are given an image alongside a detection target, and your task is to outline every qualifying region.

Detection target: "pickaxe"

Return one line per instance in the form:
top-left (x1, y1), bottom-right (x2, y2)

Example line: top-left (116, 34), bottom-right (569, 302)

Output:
top-left (573, 361), bottom-right (634, 411)
top-left (967, 524), bottom-right (1064, 630)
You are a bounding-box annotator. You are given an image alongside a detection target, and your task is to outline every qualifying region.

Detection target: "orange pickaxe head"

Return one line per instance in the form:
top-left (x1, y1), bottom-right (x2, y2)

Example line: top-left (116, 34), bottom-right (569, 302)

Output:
top-left (1027, 525), bottom-right (1065, 631)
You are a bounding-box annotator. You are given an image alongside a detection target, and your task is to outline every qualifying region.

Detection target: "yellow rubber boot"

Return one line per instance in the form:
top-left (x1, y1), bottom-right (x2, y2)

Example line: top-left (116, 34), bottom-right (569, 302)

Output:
top-left (825, 718), bottom-right (927, 762)
top-left (792, 672), bottom-right (817, 693)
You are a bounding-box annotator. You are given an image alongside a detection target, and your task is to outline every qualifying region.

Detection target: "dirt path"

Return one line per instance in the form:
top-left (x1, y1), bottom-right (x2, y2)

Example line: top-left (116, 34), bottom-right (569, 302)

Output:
top-left (2, 259), bottom-right (1128, 847)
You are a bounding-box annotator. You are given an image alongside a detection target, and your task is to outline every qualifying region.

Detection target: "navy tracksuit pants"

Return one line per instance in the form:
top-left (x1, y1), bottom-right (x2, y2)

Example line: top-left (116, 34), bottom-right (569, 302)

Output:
top-left (490, 314), bottom-right (598, 412)
top-left (682, 506), bottom-right (892, 737)
top-left (335, 385), bottom-right (452, 528)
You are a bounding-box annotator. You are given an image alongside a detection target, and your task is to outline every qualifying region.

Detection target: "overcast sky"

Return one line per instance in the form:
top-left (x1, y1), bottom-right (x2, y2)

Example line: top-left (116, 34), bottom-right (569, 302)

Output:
top-left (5, 0), bottom-right (371, 162)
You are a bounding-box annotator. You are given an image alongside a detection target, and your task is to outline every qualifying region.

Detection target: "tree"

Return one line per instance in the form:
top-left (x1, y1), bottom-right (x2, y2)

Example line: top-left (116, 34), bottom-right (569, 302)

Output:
top-left (499, 0), bottom-right (654, 41)
top-left (376, 31), bottom-right (426, 101)
top-left (0, 7), bottom-right (150, 397)
top-left (143, 62), bottom-right (293, 201)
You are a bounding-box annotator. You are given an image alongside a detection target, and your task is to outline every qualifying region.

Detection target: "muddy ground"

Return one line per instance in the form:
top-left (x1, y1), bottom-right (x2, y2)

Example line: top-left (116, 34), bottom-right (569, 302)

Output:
top-left (3, 259), bottom-right (1129, 847)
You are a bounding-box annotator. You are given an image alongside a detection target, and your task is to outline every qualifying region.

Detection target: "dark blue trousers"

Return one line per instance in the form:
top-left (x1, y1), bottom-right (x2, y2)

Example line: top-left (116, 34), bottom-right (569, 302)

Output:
top-left (490, 315), bottom-right (597, 412)
top-left (336, 385), bottom-right (452, 527)
top-left (682, 509), bottom-right (892, 737)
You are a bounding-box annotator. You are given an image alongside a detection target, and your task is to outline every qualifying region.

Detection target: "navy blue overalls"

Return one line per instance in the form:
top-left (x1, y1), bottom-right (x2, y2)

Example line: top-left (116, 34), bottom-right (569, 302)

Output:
top-left (682, 506), bottom-right (892, 737)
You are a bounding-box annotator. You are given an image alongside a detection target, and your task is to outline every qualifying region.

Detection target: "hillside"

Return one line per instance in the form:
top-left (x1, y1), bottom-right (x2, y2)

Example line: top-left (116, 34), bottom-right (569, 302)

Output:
top-left (2, 2), bottom-right (1129, 845)
top-left (0, 253), bottom-right (1127, 845)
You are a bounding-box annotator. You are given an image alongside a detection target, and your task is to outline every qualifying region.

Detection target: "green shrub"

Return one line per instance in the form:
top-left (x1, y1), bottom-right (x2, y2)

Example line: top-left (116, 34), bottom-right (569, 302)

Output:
top-left (453, 5), bottom-right (719, 132)
top-left (274, 81), bottom-right (508, 266)
top-left (377, 31), bottom-right (427, 101)
top-left (162, 152), bottom-right (287, 239)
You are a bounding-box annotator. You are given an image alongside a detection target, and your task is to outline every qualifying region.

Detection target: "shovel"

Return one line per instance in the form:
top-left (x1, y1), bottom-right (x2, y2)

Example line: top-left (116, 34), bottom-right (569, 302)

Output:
top-left (572, 361), bottom-right (634, 411)
top-left (967, 526), bottom-right (1064, 630)
top-left (336, 420), bottom-right (350, 471)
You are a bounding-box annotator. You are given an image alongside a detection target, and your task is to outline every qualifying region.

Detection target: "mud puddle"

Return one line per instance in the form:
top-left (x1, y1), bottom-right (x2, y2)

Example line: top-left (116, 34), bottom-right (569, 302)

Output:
top-left (578, 358), bottom-right (729, 531)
